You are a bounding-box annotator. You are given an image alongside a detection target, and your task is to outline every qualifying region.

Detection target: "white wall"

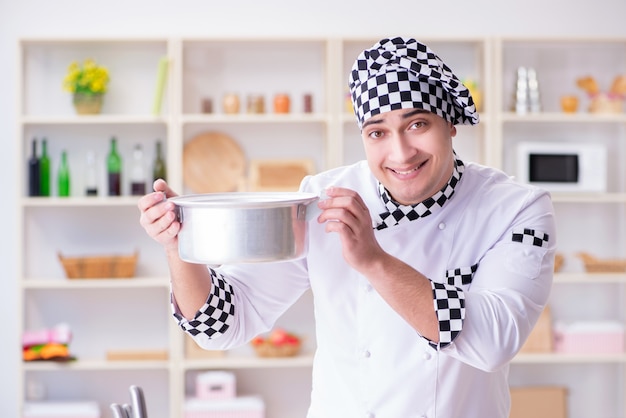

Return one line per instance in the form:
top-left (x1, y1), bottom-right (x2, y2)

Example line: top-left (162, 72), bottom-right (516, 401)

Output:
top-left (2, 0), bottom-right (626, 416)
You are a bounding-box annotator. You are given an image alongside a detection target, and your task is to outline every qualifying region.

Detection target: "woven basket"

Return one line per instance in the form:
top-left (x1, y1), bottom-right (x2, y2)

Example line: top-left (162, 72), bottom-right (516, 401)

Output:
top-left (577, 252), bottom-right (626, 273)
top-left (58, 251), bottom-right (138, 279)
top-left (252, 341), bottom-right (301, 358)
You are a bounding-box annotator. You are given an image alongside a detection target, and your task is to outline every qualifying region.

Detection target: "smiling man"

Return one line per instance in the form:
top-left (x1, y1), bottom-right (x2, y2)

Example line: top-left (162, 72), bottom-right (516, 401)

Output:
top-left (139, 37), bottom-right (556, 418)
top-left (361, 108), bottom-right (456, 206)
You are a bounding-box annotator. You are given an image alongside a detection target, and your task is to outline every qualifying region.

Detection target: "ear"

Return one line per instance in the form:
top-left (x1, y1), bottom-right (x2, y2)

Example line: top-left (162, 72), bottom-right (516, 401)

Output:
top-left (449, 123), bottom-right (457, 138)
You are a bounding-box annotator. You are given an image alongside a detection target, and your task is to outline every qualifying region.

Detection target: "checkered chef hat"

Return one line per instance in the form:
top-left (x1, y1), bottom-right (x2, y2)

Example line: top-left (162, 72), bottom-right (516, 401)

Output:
top-left (349, 37), bottom-right (479, 129)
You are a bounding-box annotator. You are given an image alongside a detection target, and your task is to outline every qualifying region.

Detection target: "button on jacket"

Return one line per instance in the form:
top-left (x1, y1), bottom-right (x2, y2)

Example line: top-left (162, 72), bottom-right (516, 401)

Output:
top-left (173, 158), bottom-right (556, 418)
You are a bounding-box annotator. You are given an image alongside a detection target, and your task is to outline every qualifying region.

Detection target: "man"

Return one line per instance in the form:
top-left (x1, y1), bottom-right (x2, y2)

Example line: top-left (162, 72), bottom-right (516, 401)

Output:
top-left (139, 37), bottom-right (556, 418)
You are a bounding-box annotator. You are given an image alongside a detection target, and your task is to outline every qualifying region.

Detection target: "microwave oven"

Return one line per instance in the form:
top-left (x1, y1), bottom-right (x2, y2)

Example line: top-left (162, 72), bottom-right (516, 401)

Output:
top-left (516, 142), bottom-right (607, 192)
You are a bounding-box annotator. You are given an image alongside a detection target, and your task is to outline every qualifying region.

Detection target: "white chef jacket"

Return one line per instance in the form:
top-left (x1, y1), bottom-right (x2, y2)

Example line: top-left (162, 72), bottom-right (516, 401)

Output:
top-left (173, 158), bottom-right (556, 418)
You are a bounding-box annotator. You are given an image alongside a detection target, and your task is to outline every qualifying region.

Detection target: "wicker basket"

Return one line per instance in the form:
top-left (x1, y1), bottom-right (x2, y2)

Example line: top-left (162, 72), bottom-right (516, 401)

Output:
top-left (252, 341), bottom-right (301, 358)
top-left (577, 252), bottom-right (626, 273)
top-left (58, 251), bottom-right (138, 279)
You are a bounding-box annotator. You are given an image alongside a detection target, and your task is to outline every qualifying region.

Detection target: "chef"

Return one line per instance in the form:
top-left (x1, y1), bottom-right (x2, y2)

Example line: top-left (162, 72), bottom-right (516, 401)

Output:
top-left (138, 37), bottom-right (556, 418)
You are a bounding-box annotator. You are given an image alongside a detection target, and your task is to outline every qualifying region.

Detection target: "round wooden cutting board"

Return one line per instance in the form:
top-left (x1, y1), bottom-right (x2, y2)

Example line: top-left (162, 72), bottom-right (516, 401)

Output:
top-left (183, 131), bottom-right (246, 193)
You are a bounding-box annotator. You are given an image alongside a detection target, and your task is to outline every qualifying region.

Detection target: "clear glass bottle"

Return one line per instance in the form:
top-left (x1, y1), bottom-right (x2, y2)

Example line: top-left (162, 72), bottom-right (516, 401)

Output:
top-left (152, 140), bottom-right (167, 183)
top-left (39, 138), bottom-right (50, 197)
top-left (57, 150), bottom-right (70, 197)
top-left (85, 151), bottom-right (98, 196)
top-left (107, 137), bottom-right (122, 196)
top-left (27, 138), bottom-right (39, 196)
top-left (130, 144), bottom-right (147, 196)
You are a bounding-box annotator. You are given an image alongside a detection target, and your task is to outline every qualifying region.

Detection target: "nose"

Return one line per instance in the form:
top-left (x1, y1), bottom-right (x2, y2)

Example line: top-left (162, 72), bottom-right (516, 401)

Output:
top-left (388, 133), bottom-right (418, 163)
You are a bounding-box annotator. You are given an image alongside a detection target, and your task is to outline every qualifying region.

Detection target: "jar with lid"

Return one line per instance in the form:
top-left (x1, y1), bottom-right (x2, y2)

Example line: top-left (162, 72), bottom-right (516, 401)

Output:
top-left (273, 93), bottom-right (290, 114)
top-left (303, 93), bottom-right (313, 113)
top-left (222, 93), bottom-right (240, 114)
top-left (247, 94), bottom-right (265, 114)
top-left (201, 98), bottom-right (213, 114)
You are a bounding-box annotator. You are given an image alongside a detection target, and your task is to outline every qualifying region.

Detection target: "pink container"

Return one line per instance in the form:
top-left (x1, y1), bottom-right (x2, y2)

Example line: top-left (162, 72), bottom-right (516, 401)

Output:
top-left (195, 371), bottom-right (236, 400)
top-left (184, 396), bottom-right (264, 418)
top-left (554, 321), bottom-right (625, 354)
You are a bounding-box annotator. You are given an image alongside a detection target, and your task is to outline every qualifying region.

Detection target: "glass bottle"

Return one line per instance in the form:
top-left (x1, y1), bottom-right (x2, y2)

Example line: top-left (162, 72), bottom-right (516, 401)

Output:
top-left (57, 150), bottom-right (70, 197)
top-left (27, 138), bottom-right (39, 196)
top-left (85, 151), bottom-right (98, 196)
top-left (152, 140), bottom-right (167, 183)
top-left (107, 137), bottom-right (122, 196)
top-left (39, 138), bottom-right (50, 197)
top-left (130, 144), bottom-right (147, 196)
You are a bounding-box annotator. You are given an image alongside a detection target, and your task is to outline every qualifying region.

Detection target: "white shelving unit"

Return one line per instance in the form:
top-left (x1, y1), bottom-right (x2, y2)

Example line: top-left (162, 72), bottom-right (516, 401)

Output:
top-left (495, 37), bottom-right (626, 418)
top-left (17, 38), bottom-right (178, 418)
top-left (16, 35), bottom-right (626, 418)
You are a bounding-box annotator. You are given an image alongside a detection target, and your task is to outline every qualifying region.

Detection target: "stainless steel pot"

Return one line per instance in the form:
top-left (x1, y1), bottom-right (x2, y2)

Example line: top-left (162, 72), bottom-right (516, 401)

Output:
top-left (170, 192), bottom-right (319, 264)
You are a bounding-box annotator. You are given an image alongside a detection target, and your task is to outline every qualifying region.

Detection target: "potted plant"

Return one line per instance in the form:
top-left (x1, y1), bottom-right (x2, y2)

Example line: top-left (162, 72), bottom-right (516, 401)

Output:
top-left (63, 59), bottom-right (110, 115)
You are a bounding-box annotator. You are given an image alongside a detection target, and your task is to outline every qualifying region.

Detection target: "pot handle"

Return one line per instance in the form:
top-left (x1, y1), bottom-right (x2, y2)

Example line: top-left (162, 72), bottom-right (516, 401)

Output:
top-left (167, 196), bottom-right (184, 224)
top-left (304, 190), bottom-right (330, 221)
top-left (174, 205), bottom-right (183, 224)
top-left (304, 201), bottom-right (322, 222)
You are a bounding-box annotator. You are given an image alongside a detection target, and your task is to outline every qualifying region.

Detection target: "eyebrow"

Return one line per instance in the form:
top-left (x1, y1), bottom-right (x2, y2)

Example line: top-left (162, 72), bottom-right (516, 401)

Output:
top-left (402, 108), bottom-right (430, 118)
top-left (362, 108), bottom-right (430, 129)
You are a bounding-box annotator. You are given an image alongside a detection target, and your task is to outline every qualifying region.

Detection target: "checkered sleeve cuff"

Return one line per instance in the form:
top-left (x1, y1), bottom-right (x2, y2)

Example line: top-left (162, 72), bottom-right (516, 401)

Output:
top-left (173, 268), bottom-right (236, 339)
top-left (428, 281), bottom-right (465, 350)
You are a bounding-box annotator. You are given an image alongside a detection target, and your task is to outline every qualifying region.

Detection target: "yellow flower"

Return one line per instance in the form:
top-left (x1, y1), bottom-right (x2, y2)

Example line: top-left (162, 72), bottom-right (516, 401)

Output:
top-left (63, 59), bottom-right (110, 95)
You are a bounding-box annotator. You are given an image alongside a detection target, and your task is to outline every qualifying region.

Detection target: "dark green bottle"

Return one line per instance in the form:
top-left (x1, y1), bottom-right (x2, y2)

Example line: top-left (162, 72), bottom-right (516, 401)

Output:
top-left (39, 138), bottom-right (50, 196)
top-left (107, 137), bottom-right (122, 196)
top-left (27, 138), bottom-right (39, 196)
top-left (152, 140), bottom-right (167, 182)
top-left (57, 150), bottom-right (70, 197)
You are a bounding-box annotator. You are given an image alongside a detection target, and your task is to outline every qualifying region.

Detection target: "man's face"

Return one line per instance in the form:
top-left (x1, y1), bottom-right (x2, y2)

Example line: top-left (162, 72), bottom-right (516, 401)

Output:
top-left (361, 108), bottom-right (457, 206)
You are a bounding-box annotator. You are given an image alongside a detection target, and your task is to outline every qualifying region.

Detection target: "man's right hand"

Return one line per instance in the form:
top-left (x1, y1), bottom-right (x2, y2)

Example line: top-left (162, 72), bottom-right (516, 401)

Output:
top-left (138, 179), bottom-right (180, 252)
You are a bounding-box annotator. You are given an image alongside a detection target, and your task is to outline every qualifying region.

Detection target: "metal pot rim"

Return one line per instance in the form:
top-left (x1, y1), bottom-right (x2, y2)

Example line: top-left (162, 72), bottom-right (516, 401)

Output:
top-left (170, 192), bottom-right (319, 209)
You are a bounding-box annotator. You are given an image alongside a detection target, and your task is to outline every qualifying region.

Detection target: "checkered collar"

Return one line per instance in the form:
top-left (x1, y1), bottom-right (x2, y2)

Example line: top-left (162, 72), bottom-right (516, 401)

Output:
top-left (375, 155), bottom-right (464, 230)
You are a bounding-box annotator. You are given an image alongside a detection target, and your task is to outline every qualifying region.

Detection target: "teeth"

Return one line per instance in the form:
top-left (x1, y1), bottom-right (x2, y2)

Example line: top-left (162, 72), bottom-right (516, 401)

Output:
top-left (394, 167), bottom-right (417, 175)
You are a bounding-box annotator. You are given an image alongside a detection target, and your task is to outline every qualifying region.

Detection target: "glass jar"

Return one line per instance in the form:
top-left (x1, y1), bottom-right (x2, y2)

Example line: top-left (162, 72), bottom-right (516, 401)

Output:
top-left (273, 93), bottom-right (290, 114)
top-left (303, 93), bottom-right (313, 113)
top-left (247, 95), bottom-right (265, 114)
top-left (222, 93), bottom-right (240, 114)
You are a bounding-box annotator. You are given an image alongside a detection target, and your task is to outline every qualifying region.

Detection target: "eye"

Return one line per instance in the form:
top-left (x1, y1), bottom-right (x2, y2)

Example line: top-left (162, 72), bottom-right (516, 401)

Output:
top-left (409, 120), bottom-right (427, 130)
top-left (367, 130), bottom-right (384, 139)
